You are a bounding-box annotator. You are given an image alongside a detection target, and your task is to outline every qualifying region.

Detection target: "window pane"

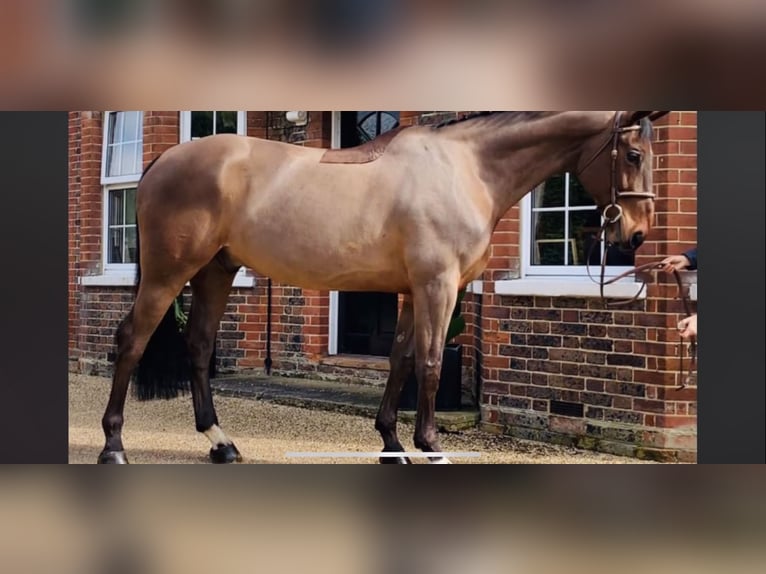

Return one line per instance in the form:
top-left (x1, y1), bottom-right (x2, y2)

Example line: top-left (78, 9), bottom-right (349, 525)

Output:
top-left (107, 112), bottom-right (119, 145)
top-left (108, 228), bottom-right (124, 264)
top-left (109, 190), bottom-right (124, 226)
top-left (569, 174), bottom-right (595, 207)
top-left (216, 111), bottom-right (238, 134)
top-left (191, 111), bottom-right (214, 138)
top-left (569, 209), bottom-right (601, 266)
top-left (105, 112), bottom-right (143, 177)
top-left (533, 175), bottom-right (566, 208)
top-left (532, 211), bottom-right (565, 265)
top-left (106, 144), bottom-right (122, 178)
top-left (125, 188), bottom-right (137, 225)
top-left (124, 227), bottom-right (138, 263)
top-left (122, 142), bottom-right (137, 177)
top-left (357, 111), bottom-right (399, 141)
top-left (123, 111), bottom-right (140, 142)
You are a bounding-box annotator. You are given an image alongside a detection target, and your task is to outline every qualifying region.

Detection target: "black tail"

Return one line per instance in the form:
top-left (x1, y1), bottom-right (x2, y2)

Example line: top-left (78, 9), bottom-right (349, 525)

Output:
top-left (125, 155), bottom-right (217, 402)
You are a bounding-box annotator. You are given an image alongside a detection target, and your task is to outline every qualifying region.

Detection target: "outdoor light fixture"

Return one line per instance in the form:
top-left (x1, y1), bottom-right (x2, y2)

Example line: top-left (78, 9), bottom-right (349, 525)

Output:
top-left (286, 111), bottom-right (308, 125)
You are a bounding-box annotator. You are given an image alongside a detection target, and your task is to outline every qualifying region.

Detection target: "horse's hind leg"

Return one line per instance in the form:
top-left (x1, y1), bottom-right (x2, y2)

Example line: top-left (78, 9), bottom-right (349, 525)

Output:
top-left (187, 258), bottom-right (241, 463)
top-left (99, 282), bottom-right (188, 464)
top-left (375, 296), bottom-right (415, 464)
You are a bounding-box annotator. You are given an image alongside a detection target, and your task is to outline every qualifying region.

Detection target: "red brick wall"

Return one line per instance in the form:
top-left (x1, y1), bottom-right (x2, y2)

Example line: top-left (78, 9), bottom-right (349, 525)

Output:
top-left (68, 112), bottom-right (82, 366)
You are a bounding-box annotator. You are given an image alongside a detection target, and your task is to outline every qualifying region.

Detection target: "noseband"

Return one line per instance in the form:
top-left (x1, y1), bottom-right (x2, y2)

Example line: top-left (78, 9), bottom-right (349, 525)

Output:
top-left (580, 112), bottom-right (696, 389)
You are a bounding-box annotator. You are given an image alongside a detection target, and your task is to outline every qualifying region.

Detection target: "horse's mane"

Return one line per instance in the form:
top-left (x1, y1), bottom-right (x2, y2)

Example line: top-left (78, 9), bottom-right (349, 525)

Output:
top-left (436, 111), bottom-right (655, 139)
top-left (434, 111), bottom-right (554, 129)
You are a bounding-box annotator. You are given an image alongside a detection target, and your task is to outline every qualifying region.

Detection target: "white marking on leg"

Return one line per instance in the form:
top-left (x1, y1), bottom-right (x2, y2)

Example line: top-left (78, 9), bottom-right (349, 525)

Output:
top-left (204, 424), bottom-right (232, 448)
top-left (429, 457), bottom-right (453, 464)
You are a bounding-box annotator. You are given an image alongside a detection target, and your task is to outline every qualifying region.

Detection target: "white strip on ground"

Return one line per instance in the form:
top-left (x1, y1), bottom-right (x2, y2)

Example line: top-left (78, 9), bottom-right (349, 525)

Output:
top-left (285, 452), bottom-right (481, 459)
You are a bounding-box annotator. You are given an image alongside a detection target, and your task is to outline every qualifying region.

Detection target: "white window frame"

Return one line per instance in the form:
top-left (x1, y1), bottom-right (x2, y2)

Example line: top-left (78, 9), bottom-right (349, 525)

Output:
top-left (101, 185), bottom-right (140, 276)
top-left (100, 111), bottom-right (144, 277)
top-left (100, 111), bottom-right (144, 186)
top-left (328, 112), bottom-right (343, 355)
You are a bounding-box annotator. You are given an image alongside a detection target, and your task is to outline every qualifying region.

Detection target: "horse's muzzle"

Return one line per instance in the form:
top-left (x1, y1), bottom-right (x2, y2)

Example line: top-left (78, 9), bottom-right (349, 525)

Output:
top-left (629, 231), bottom-right (646, 250)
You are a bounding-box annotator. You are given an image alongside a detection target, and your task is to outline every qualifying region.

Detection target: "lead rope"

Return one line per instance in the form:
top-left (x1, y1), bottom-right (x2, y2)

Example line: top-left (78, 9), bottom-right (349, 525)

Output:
top-left (585, 220), bottom-right (697, 389)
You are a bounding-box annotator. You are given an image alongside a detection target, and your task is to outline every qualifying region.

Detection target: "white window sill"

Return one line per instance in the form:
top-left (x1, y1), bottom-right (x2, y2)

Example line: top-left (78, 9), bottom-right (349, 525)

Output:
top-left (80, 271), bottom-right (255, 288)
top-left (465, 280), bottom-right (483, 295)
top-left (495, 278), bottom-right (648, 299)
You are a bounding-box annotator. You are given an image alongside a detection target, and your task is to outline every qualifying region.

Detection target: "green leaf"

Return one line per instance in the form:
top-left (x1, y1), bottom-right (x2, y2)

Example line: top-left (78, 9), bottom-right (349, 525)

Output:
top-left (446, 315), bottom-right (466, 343)
top-left (173, 297), bottom-right (188, 333)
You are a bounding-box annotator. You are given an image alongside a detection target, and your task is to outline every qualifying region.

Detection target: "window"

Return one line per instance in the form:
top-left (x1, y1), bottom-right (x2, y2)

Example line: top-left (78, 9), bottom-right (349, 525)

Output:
top-left (106, 187), bottom-right (137, 264)
top-left (355, 111), bottom-right (399, 142)
top-left (102, 111), bottom-right (143, 269)
top-left (522, 172), bottom-right (635, 277)
top-left (102, 110), bottom-right (143, 184)
top-left (180, 111), bottom-right (246, 141)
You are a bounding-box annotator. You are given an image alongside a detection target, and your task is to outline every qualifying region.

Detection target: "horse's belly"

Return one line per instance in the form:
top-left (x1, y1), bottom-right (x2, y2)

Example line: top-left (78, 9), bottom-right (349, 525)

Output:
top-left (231, 235), bottom-right (410, 293)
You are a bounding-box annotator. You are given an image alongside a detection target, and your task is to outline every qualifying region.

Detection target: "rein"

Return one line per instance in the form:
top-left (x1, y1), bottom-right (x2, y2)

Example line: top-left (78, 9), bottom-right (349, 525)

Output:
top-left (584, 221), bottom-right (697, 389)
top-left (579, 112), bottom-right (697, 389)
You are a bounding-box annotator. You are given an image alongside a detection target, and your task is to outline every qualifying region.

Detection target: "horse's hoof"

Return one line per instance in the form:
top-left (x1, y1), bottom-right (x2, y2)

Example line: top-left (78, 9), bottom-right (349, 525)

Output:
top-left (97, 450), bottom-right (129, 464)
top-left (209, 444), bottom-right (242, 464)
top-left (379, 453), bottom-right (412, 464)
top-left (429, 456), bottom-right (452, 464)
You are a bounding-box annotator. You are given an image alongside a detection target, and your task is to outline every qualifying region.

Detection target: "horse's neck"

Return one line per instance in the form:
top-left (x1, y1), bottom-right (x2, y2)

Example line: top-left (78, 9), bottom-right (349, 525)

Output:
top-left (463, 113), bottom-right (611, 222)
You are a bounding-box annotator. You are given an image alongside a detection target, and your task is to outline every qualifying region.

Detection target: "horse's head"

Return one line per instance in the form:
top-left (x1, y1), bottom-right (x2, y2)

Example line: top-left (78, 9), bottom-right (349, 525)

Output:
top-left (576, 111), bottom-right (669, 251)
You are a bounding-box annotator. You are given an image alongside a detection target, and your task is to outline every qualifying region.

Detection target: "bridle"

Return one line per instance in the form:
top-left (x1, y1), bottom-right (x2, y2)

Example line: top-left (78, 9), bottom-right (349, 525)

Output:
top-left (577, 111), bottom-right (657, 226)
top-left (578, 112), bottom-right (697, 389)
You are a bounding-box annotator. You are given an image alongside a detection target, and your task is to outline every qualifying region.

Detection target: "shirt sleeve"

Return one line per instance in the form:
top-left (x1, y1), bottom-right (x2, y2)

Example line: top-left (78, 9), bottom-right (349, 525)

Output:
top-left (683, 247), bottom-right (698, 270)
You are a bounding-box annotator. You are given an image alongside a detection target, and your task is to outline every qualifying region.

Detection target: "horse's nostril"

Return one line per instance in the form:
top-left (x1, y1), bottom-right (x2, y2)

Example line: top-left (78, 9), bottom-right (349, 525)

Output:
top-left (631, 232), bottom-right (645, 249)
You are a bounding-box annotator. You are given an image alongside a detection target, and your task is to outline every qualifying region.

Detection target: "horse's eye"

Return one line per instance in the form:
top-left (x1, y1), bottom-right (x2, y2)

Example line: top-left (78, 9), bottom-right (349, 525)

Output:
top-left (627, 150), bottom-right (642, 166)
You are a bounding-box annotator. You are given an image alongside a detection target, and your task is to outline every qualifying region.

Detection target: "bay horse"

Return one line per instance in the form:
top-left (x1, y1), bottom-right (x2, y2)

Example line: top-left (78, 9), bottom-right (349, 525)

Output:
top-left (98, 110), bottom-right (668, 464)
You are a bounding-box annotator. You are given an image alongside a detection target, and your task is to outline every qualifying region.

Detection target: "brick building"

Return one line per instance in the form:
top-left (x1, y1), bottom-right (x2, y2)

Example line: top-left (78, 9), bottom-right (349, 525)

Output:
top-left (69, 111), bottom-right (698, 461)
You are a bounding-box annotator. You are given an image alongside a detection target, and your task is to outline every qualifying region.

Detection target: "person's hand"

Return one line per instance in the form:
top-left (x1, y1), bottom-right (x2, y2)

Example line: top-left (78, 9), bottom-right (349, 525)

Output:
top-left (678, 314), bottom-right (697, 341)
top-left (661, 254), bottom-right (691, 273)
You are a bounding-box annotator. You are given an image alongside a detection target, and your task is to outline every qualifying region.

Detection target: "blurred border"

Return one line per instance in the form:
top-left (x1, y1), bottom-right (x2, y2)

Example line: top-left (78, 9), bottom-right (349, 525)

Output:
top-left (0, 112), bottom-right (69, 464)
top-left (1, 1), bottom-right (765, 108)
top-left (697, 112), bottom-right (765, 463)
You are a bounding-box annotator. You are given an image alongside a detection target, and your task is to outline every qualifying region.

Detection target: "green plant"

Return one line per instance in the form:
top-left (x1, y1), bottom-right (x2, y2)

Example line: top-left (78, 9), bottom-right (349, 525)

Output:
top-left (445, 288), bottom-right (467, 343)
top-left (173, 295), bottom-right (188, 333)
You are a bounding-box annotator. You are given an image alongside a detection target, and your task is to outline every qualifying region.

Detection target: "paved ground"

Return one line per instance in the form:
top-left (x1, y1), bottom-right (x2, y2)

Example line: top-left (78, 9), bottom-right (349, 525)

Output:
top-left (69, 374), bottom-right (649, 464)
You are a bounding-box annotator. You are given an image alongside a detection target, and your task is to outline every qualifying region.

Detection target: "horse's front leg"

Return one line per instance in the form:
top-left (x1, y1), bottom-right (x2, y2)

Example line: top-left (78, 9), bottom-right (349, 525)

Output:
top-left (375, 296), bottom-right (415, 464)
top-left (411, 273), bottom-right (460, 464)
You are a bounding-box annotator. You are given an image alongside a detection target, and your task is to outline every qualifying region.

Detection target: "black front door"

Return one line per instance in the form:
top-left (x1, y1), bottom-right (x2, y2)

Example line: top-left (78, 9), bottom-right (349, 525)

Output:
top-left (337, 111), bottom-right (400, 357)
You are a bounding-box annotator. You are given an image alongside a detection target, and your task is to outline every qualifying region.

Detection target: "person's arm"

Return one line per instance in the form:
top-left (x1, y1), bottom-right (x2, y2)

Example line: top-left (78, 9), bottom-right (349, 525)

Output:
top-left (683, 247), bottom-right (697, 271)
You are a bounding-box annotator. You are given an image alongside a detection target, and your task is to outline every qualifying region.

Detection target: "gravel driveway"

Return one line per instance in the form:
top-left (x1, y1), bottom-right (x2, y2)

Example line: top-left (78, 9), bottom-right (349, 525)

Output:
top-left (69, 374), bottom-right (648, 464)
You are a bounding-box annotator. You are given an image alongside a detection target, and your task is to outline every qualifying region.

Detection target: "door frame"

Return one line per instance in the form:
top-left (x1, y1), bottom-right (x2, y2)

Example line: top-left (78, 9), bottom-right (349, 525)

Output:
top-left (328, 111), bottom-right (342, 355)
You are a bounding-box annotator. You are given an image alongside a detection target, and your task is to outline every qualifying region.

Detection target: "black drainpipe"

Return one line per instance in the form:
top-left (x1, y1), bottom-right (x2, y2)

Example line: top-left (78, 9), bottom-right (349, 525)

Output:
top-left (265, 277), bottom-right (273, 375)
top-left (264, 113), bottom-right (273, 376)
top-left (475, 290), bottom-right (483, 409)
